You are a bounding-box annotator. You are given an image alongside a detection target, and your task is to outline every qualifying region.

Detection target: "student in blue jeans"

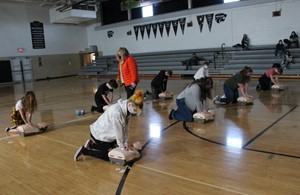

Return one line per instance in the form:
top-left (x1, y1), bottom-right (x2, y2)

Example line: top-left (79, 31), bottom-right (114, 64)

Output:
top-left (169, 77), bottom-right (213, 122)
top-left (214, 66), bottom-right (253, 105)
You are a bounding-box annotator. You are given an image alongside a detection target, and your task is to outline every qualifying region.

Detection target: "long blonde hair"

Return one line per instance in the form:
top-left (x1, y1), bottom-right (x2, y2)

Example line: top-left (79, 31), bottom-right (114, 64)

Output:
top-left (22, 91), bottom-right (37, 113)
top-left (116, 47), bottom-right (130, 62)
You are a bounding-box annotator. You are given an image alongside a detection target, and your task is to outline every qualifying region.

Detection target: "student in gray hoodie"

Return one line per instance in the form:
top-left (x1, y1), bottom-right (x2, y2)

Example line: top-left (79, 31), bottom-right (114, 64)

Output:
top-left (169, 77), bottom-right (213, 122)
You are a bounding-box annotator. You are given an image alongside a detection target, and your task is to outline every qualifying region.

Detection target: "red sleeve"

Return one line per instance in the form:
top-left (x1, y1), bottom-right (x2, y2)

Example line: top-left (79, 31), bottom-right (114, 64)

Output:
top-left (127, 56), bottom-right (139, 84)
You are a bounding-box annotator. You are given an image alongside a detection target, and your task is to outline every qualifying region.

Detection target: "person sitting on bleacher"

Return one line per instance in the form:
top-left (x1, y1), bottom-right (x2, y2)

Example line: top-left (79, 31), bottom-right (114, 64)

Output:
top-left (286, 31), bottom-right (299, 48)
top-left (241, 34), bottom-right (250, 50)
top-left (275, 39), bottom-right (285, 58)
top-left (282, 50), bottom-right (294, 69)
top-left (181, 52), bottom-right (204, 70)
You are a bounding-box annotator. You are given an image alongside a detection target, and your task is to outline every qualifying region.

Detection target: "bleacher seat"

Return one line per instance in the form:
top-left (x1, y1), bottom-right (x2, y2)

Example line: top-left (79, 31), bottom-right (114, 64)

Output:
top-left (78, 46), bottom-right (300, 78)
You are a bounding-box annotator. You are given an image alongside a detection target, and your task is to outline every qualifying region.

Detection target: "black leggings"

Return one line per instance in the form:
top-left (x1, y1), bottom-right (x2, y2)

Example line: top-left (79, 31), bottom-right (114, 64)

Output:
top-left (83, 133), bottom-right (117, 161)
top-left (94, 96), bottom-right (107, 113)
top-left (124, 85), bottom-right (136, 99)
top-left (151, 86), bottom-right (162, 100)
top-left (258, 74), bottom-right (272, 90)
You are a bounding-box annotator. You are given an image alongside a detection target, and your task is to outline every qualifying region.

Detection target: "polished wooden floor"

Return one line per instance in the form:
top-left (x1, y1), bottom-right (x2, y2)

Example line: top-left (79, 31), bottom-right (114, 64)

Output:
top-left (0, 76), bottom-right (299, 194)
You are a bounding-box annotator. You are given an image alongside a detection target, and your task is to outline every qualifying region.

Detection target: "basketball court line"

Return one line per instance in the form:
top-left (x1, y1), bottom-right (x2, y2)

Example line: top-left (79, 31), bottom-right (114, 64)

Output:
top-left (115, 120), bottom-right (180, 195)
top-left (242, 105), bottom-right (297, 148)
top-left (184, 105), bottom-right (300, 159)
top-left (48, 114), bottom-right (98, 129)
top-left (38, 134), bottom-right (78, 148)
top-left (0, 134), bottom-right (19, 141)
top-left (36, 114), bottom-right (99, 148)
top-left (135, 164), bottom-right (248, 195)
top-left (243, 148), bottom-right (300, 159)
top-left (0, 114), bottom-right (97, 145)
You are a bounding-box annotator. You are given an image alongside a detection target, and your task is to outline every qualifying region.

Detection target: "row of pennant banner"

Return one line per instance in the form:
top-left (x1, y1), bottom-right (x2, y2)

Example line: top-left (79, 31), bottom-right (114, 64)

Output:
top-left (107, 13), bottom-right (227, 40)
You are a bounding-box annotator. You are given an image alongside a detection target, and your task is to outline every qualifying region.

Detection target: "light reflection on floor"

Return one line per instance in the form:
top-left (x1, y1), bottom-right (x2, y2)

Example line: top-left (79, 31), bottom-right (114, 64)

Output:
top-left (149, 123), bottom-right (161, 138)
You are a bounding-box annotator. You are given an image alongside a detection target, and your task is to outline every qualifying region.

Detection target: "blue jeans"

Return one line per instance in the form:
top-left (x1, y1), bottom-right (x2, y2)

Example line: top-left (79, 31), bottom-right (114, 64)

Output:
top-left (219, 84), bottom-right (239, 104)
top-left (172, 98), bottom-right (193, 122)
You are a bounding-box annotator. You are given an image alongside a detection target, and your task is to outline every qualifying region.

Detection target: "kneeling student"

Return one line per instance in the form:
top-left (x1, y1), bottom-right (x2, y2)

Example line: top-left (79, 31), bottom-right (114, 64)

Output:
top-left (257, 63), bottom-right (282, 91)
top-left (5, 91), bottom-right (38, 133)
top-left (214, 66), bottom-right (253, 105)
top-left (169, 77), bottom-right (213, 122)
top-left (145, 70), bottom-right (172, 100)
top-left (91, 79), bottom-right (118, 113)
top-left (74, 90), bottom-right (144, 162)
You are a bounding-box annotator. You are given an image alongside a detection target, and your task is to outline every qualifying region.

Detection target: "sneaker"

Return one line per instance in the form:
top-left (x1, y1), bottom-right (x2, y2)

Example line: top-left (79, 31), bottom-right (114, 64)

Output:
top-left (256, 83), bottom-right (262, 91)
top-left (74, 146), bottom-right (85, 161)
top-left (168, 109), bottom-right (174, 120)
top-left (213, 95), bottom-right (220, 102)
top-left (84, 139), bottom-right (93, 149)
top-left (5, 126), bottom-right (16, 132)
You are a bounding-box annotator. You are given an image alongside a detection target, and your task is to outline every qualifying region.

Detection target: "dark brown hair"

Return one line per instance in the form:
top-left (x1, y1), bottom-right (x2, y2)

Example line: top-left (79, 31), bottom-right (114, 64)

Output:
top-left (109, 79), bottom-right (118, 89)
top-left (189, 77), bottom-right (213, 100)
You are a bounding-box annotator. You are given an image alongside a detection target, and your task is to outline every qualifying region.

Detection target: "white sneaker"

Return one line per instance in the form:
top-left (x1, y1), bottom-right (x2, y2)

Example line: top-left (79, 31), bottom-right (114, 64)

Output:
top-left (213, 95), bottom-right (220, 102)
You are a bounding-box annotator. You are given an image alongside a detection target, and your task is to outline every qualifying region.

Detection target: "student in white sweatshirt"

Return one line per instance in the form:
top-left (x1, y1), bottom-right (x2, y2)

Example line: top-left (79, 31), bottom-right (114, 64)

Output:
top-left (74, 90), bottom-right (144, 162)
top-left (193, 61), bottom-right (209, 81)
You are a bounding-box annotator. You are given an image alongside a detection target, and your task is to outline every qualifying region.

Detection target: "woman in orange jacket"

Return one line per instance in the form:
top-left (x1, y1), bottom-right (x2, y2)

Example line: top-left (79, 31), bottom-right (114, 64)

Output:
top-left (116, 47), bottom-right (140, 99)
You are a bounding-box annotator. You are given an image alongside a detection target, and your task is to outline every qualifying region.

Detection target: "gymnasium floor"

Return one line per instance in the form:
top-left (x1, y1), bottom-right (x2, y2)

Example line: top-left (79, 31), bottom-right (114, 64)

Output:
top-left (0, 76), bottom-right (299, 194)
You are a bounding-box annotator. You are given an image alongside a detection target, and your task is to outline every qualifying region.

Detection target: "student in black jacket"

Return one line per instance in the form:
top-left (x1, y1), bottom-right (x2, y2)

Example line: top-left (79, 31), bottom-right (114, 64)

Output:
top-left (91, 79), bottom-right (118, 113)
top-left (146, 70), bottom-right (172, 100)
top-left (275, 39), bottom-right (285, 58)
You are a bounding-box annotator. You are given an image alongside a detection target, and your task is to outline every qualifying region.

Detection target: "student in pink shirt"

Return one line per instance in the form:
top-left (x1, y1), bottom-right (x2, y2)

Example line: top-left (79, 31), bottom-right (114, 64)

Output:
top-left (256, 63), bottom-right (282, 91)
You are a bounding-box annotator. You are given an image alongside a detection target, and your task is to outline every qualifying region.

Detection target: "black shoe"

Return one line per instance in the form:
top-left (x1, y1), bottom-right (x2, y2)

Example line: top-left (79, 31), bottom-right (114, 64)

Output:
top-left (5, 127), bottom-right (10, 132)
top-left (168, 109), bottom-right (174, 120)
top-left (74, 146), bottom-right (85, 161)
top-left (84, 139), bottom-right (93, 149)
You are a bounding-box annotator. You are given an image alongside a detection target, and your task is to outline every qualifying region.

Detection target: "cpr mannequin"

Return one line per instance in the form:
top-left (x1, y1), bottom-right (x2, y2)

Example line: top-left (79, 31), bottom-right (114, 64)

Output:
top-left (237, 97), bottom-right (253, 105)
top-left (158, 91), bottom-right (174, 99)
top-left (193, 110), bottom-right (215, 124)
top-left (108, 141), bottom-right (142, 166)
top-left (17, 122), bottom-right (48, 136)
top-left (271, 84), bottom-right (284, 91)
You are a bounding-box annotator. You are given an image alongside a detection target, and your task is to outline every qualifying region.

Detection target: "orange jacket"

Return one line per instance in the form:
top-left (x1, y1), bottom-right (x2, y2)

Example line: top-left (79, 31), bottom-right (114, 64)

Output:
top-left (117, 55), bottom-right (139, 87)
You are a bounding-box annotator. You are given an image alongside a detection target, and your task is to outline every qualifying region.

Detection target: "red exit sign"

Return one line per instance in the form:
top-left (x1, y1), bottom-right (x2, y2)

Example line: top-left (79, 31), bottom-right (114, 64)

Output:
top-left (17, 48), bottom-right (24, 52)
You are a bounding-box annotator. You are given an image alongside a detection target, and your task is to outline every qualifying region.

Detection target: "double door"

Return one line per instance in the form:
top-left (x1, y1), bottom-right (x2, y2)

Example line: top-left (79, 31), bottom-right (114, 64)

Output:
top-left (10, 57), bottom-right (33, 82)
